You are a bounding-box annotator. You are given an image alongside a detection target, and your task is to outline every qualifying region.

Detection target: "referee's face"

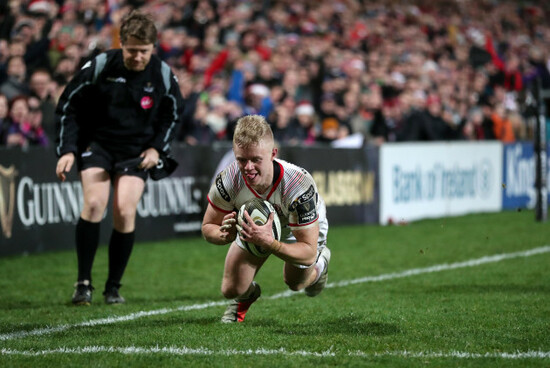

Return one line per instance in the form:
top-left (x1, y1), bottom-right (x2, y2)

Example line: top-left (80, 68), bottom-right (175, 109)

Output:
top-left (121, 36), bottom-right (154, 72)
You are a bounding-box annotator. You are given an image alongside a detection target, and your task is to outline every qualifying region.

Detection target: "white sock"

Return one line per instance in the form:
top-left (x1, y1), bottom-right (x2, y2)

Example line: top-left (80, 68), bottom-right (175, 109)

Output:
top-left (312, 257), bottom-right (326, 284)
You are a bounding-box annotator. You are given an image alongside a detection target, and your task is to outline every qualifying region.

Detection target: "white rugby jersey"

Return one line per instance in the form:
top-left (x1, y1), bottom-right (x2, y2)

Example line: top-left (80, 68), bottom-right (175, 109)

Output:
top-left (207, 158), bottom-right (328, 245)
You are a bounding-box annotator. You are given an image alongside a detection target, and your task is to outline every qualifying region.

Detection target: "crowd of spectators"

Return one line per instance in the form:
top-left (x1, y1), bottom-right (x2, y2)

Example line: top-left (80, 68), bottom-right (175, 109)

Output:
top-left (1, 0), bottom-right (549, 149)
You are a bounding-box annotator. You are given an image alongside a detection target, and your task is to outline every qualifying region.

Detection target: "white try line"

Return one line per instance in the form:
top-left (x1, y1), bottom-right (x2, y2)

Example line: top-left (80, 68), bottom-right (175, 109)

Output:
top-left (1, 245), bottom-right (549, 342)
top-left (1, 346), bottom-right (549, 360)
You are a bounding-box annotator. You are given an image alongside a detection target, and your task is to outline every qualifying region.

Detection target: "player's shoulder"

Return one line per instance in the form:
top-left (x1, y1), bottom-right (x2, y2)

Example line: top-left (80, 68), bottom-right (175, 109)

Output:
top-left (214, 161), bottom-right (243, 190)
top-left (219, 160), bottom-right (240, 177)
top-left (277, 159), bottom-right (313, 182)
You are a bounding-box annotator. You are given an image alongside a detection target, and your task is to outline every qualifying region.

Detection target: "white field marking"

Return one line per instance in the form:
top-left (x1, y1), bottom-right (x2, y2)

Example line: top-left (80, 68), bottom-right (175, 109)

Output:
top-left (355, 350), bottom-right (550, 359)
top-left (267, 245), bottom-right (550, 299)
top-left (1, 346), bottom-right (550, 360)
top-left (0, 301), bottom-right (227, 342)
top-left (326, 245), bottom-right (550, 289)
top-left (0, 346), bottom-right (335, 357)
top-left (1, 245), bottom-right (549, 342)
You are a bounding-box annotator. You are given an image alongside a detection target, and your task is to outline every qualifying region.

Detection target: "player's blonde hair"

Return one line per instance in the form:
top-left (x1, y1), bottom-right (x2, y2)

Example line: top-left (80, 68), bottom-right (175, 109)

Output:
top-left (233, 115), bottom-right (274, 148)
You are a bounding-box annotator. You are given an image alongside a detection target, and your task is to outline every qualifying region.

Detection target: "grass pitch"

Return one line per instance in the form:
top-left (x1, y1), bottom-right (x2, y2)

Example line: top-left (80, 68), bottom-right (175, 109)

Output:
top-left (0, 210), bottom-right (549, 367)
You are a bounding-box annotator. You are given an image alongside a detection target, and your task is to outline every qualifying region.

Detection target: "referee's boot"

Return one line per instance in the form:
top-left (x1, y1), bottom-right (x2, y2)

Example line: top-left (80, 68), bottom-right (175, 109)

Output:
top-left (72, 280), bottom-right (93, 305)
top-left (103, 283), bottom-right (126, 304)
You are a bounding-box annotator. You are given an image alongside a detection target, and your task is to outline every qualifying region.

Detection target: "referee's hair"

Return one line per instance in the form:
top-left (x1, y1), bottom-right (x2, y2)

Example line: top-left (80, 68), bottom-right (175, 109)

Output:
top-left (120, 10), bottom-right (157, 45)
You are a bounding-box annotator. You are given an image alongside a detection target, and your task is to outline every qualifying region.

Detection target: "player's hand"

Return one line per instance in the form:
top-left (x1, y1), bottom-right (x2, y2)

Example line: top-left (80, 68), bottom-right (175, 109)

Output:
top-left (220, 212), bottom-right (237, 243)
top-left (239, 211), bottom-right (274, 248)
top-left (56, 153), bottom-right (75, 182)
top-left (139, 148), bottom-right (160, 170)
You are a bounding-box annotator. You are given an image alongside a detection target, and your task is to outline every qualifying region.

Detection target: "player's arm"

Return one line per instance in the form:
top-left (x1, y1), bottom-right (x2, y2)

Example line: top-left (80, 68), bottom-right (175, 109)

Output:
top-left (202, 203), bottom-right (238, 245)
top-left (240, 211), bottom-right (319, 266)
top-left (271, 221), bottom-right (318, 266)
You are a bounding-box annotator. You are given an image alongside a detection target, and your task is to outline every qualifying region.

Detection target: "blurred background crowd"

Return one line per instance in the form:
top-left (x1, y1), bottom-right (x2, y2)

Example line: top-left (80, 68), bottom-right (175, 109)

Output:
top-left (1, 0), bottom-right (549, 149)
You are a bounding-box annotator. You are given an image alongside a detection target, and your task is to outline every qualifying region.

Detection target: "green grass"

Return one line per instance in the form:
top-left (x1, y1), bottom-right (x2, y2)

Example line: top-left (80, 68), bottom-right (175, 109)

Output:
top-left (0, 210), bottom-right (549, 367)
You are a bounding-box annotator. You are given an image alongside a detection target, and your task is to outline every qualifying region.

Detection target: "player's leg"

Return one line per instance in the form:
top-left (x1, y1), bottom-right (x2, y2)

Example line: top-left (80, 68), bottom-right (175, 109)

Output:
top-left (284, 244), bottom-right (331, 297)
top-left (72, 167), bottom-right (111, 305)
top-left (283, 261), bottom-right (316, 291)
top-left (221, 243), bottom-right (266, 322)
top-left (103, 174), bottom-right (146, 304)
top-left (304, 245), bottom-right (331, 297)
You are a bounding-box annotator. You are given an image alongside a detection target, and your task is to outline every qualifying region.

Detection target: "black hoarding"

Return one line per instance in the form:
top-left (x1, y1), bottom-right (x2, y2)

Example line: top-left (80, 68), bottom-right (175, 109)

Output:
top-left (0, 144), bottom-right (380, 256)
top-left (281, 145), bottom-right (379, 225)
top-left (0, 144), bottom-right (228, 256)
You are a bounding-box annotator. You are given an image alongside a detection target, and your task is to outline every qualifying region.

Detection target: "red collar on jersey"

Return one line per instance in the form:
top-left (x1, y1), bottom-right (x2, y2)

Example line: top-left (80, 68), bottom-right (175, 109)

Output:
top-left (242, 160), bottom-right (284, 200)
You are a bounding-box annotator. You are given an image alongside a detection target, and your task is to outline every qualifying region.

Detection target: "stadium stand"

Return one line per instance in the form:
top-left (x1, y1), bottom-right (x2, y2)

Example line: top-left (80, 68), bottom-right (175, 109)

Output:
top-left (0, 0), bottom-right (549, 148)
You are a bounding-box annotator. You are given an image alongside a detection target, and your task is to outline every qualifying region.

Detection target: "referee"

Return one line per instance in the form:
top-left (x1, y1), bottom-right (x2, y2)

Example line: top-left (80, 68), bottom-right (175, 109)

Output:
top-left (55, 11), bottom-right (184, 305)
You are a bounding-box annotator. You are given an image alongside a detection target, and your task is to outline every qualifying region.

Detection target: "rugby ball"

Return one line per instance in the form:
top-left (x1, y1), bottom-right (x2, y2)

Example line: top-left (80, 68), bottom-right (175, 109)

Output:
top-left (237, 198), bottom-right (282, 258)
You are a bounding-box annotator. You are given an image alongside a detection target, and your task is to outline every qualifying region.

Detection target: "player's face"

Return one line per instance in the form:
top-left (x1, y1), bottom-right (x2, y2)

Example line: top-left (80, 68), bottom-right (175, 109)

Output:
top-left (234, 139), bottom-right (277, 193)
top-left (121, 37), bottom-right (154, 72)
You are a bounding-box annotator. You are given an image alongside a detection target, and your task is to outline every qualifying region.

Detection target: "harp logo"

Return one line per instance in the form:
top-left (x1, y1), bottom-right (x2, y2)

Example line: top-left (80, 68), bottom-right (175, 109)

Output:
top-left (0, 165), bottom-right (17, 238)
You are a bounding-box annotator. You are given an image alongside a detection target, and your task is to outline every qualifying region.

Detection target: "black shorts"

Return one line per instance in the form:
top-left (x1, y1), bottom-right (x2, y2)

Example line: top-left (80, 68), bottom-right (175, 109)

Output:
top-left (76, 142), bottom-right (148, 181)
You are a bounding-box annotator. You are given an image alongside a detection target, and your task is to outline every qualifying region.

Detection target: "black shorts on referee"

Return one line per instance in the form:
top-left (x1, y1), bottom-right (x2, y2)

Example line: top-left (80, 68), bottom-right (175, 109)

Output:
top-left (76, 141), bottom-right (148, 181)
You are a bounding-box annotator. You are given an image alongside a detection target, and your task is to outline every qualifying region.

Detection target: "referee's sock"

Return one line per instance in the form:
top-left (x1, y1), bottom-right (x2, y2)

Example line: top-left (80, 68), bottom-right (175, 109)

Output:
top-left (75, 217), bottom-right (100, 283)
top-left (105, 229), bottom-right (135, 290)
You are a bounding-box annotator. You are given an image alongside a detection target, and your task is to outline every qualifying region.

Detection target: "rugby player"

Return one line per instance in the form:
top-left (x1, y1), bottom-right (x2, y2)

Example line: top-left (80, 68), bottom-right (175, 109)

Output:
top-left (202, 114), bottom-right (331, 322)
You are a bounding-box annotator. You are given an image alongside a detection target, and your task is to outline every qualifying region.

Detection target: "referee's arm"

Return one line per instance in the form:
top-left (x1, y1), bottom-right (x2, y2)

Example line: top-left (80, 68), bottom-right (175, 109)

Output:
top-left (149, 72), bottom-right (184, 154)
top-left (54, 62), bottom-right (96, 157)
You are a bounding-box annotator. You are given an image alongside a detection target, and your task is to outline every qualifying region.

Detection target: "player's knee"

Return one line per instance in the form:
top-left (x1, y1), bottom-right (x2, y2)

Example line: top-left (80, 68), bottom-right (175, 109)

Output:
top-left (221, 285), bottom-right (238, 299)
top-left (284, 278), bottom-right (306, 292)
top-left (221, 283), bottom-right (248, 299)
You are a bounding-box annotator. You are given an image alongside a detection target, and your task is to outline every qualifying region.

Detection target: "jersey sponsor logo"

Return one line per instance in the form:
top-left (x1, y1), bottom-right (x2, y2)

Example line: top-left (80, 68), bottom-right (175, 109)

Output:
top-left (298, 185), bottom-right (315, 203)
top-left (297, 199), bottom-right (317, 225)
top-left (215, 174), bottom-right (231, 202)
top-left (106, 77), bottom-right (127, 83)
top-left (289, 185), bottom-right (315, 212)
top-left (141, 96), bottom-right (153, 110)
top-left (144, 83), bottom-right (154, 93)
top-left (289, 185), bottom-right (318, 225)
